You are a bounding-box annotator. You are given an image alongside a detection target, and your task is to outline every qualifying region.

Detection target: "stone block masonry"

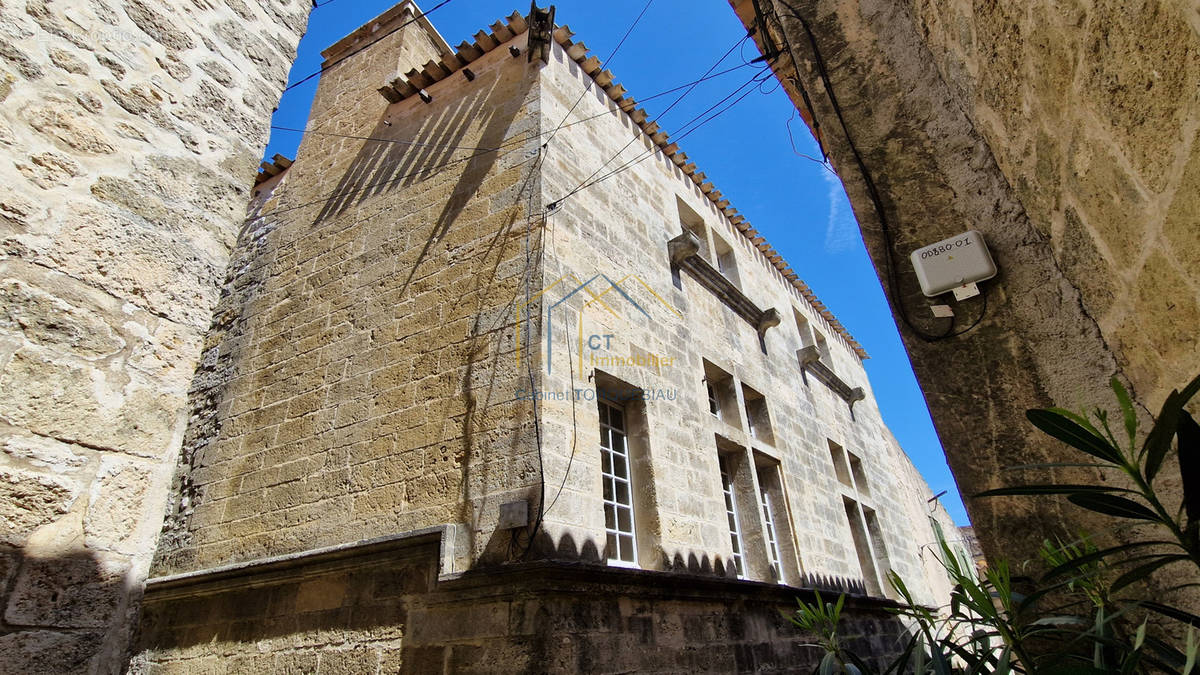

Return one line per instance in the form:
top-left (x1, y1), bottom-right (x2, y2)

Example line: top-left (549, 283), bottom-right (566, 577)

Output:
top-left (140, 5), bottom-right (965, 670)
top-left (730, 0), bottom-right (1199, 604)
top-left (136, 530), bottom-right (910, 674)
top-left (0, 0), bottom-right (309, 671)
top-left (151, 3), bottom-right (547, 578)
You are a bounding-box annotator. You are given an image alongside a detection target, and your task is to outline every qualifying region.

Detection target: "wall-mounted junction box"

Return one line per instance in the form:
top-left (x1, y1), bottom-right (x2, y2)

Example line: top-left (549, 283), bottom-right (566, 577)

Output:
top-left (498, 500), bottom-right (529, 529)
top-left (910, 230), bottom-right (997, 298)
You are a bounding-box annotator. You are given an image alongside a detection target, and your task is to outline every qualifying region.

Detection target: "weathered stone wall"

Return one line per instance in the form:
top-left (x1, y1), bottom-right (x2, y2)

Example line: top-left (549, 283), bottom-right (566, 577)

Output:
top-left (730, 0), bottom-right (1199, 588)
top-left (150, 5), bottom-right (545, 577)
top-left (534, 32), bottom-right (945, 602)
top-left (0, 0), bottom-right (308, 670)
top-left (882, 428), bottom-right (967, 607)
top-left (906, 0), bottom-right (1200, 416)
top-left (135, 532), bottom-right (910, 674)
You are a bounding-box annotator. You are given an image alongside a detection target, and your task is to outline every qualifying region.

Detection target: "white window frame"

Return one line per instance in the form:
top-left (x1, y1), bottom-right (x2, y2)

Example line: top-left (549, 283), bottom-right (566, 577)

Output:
top-left (720, 456), bottom-right (745, 578)
top-left (600, 399), bottom-right (637, 566)
top-left (707, 382), bottom-right (721, 417)
top-left (758, 472), bottom-right (783, 582)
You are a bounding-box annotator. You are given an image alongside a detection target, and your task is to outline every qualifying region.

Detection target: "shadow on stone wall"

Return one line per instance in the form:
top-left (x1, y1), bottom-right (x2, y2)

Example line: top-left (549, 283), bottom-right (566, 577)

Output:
top-left (153, 66), bottom-right (543, 574)
top-left (0, 546), bottom-right (136, 674)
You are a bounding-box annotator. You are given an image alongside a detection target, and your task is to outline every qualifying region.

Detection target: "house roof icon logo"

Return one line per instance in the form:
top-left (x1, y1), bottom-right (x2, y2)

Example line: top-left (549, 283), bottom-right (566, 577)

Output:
top-left (516, 273), bottom-right (681, 375)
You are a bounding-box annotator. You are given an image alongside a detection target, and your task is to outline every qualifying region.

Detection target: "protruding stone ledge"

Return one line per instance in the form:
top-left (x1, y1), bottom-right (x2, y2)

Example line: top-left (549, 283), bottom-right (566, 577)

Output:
top-left (144, 524), bottom-right (465, 601)
top-left (668, 233), bottom-right (780, 335)
top-left (798, 346), bottom-right (864, 405)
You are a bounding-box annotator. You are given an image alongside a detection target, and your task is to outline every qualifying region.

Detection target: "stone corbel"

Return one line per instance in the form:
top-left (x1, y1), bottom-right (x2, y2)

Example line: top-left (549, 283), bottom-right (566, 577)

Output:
top-left (756, 307), bottom-right (781, 338)
top-left (847, 386), bottom-right (865, 413)
top-left (798, 345), bottom-right (820, 366)
top-left (667, 231), bottom-right (701, 264)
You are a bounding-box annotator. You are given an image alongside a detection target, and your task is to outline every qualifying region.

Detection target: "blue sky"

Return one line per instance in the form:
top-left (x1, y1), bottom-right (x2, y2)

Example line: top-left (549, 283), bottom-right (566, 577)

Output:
top-left (261, 0), bottom-right (969, 525)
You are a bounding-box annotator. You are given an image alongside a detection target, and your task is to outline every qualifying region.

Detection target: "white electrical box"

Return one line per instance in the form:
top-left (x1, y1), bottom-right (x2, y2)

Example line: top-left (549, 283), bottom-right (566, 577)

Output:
top-left (910, 230), bottom-right (997, 297)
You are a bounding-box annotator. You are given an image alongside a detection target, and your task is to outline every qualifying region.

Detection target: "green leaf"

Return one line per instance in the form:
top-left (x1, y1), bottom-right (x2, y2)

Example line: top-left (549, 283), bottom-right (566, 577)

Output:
top-left (1141, 636), bottom-right (1189, 670)
top-left (974, 484), bottom-right (1137, 498)
top-left (1135, 620), bottom-right (1147, 651)
top-left (1027, 409), bottom-right (1123, 464)
top-left (996, 647), bottom-right (1011, 675)
top-left (1180, 412), bottom-right (1200, 528)
top-left (1110, 555), bottom-right (1190, 593)
top-left (1031, 616), bottom-right (1089, 629)
top-left (1142, 601), bottom-right (1200, 628)
top-left (819, 651), bottom-right (838, 675)
top-left (1112, 377), bottom-right (1138, 449)
top-left (1049, 406), bottom-right (1106, 439)
top-left (1186, 626), bottom-right (1197, 675)
top-left (1066, 493), bottom-right (1160, 521)
top-left (1043, 541), bottom-right (1175, 580)
top-left (1144, 373), bottom-right (1200, 479)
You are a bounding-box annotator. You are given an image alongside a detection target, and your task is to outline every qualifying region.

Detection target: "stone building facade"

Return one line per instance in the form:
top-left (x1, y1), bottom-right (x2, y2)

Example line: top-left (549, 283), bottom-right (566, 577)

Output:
top-left (134, 4), bottom-right (966, 671)
top-left (728, 0), bottom-right (1199, 593)
top-left (0, 0), bottom-right (309, 672)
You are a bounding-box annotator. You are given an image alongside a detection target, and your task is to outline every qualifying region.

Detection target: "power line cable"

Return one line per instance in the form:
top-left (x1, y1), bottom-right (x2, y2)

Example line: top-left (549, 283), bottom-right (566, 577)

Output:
top-left (552, 65), bottom-right (768, 207)
top-left (510, 0), bottom-right (656, 560)
top-left (768, 0), bottom-right (987, 342)
top-left (258, 142), bottom-right (532, 219)
top-left (263, 63), bottom-right (760, 156)
top-left (538, 0), bottom-right (657, 153)
top-left (584, 75), bottom-right (765, 191)
top-left (548, 34), bottom-right (752, 208)
top-left (280, 0), bottom-right (456, 96)
top-left (259, 60), bottom-right (763, 228)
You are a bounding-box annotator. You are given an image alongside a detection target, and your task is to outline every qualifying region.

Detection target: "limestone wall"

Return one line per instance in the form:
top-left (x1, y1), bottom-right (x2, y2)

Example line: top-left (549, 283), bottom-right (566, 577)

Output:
top-left (151, 8), bottom-right (545, 577)
top-left (906, 0), bottom-right (1200, 415)
top-left (0, 0), bottom-right (308, 670)
top-left (729, 0), bottom-right (1199, 584)
top-left (135, 532), bottom-right (910, 674)
top-left (533, 34), bottom-right (940, 601)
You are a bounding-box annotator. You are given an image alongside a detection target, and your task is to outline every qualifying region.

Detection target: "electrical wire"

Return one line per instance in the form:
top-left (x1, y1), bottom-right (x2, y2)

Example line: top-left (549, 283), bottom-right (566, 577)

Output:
top-left (271, 125), bottom-right (506, 152)
top-left (263, 63), bottom-right (760, 157)
top-left (539, 0), bottom-right (657, 153)
top-left (551, 66), bottom-right (770, 207)
top-left (259, 142), bottom-right (532, 219)
top-left (509, 0), bottom-right (657, 561)
top-left (784, 108), bottom-right (835, 175)
top-left (281, 0), bottom-right (456, 95)
top-left (548, 34), bottom-right (753, 209)
top-left (767, 0), bottom-right (987, 342)
top-left (541, 320), bottom-right (581, 519)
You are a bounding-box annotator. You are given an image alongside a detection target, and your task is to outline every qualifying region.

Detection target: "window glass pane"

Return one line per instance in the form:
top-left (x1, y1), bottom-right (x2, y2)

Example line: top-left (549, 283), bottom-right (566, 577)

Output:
top-left (617, 506), bottom-right (632, 532)
top-left (602, 451), bottom-right (612, 475)
top-left (616, 480), bottom-right (630, 505)
top-left (606, 532), bottom-right (617, 556)
top-left (614, 456), bottom-right (628, 479)
top-left (610, 407), bottom-right (624, 431)
top-left (619, 534), bottom-right (635, 561)
top-left (604, 503), bottom-right (615, 529)
top-left (599, 403), bottom-right (609, 426)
